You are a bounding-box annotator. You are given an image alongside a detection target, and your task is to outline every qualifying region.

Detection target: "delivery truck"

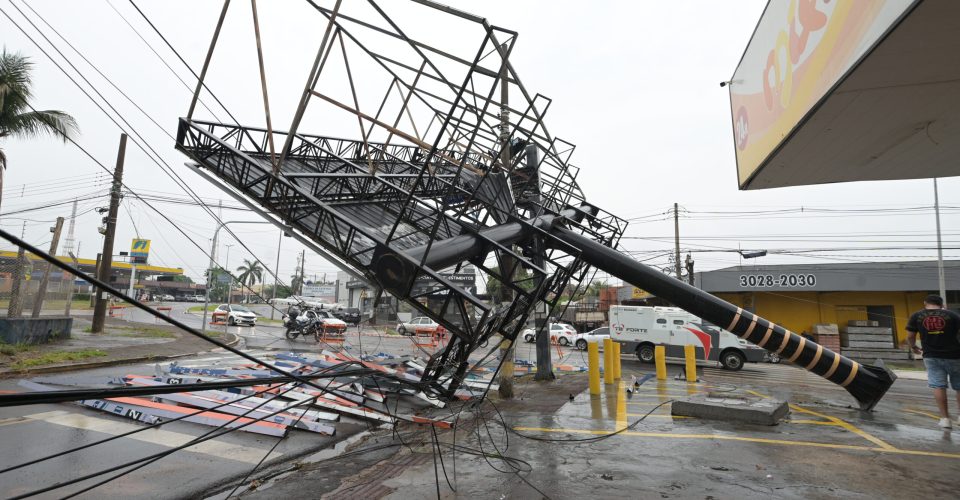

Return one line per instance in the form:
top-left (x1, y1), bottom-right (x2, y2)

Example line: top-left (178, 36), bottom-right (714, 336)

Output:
top-left (609, 305), bottom-right (765, 370)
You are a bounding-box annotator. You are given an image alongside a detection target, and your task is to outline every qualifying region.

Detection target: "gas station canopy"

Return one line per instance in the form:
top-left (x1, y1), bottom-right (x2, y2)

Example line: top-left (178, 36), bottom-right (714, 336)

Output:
top-left (729, 0), bottom-right (960, 190)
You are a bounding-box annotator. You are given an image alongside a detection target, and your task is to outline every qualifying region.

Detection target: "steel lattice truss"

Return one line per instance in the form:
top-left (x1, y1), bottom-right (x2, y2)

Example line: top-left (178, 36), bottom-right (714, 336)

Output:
top-left (176, 0), bottom-right (626, 398)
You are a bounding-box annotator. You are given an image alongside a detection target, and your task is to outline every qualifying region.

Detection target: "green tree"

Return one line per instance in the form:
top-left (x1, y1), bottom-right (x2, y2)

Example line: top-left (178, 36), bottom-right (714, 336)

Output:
top-left (236, 259), bottom-right (264, 302)
top-left (0, 49), bottom-right (79, 212)
top-left (485, 266), bottom-right (535, 302)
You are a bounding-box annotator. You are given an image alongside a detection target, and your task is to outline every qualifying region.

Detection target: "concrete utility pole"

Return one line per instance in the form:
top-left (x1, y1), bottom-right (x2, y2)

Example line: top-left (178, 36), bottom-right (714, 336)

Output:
top-left (31, 217), bottom-right (65, 318)
top-left (65, 252), bottom-right (79, 317)
top-left (270, 229), bottom-right (283, 320)
top-left (674, 203), bottom-right (682, 279)
top-left (91, 133), bottom-right (127, 333)
top-left (497, 43), bottom-right (515, 398)
top-left (934, 178), bottom-right (947, 307)
top-left (685, 253), bottom-right (695, 286)
top-left (7, 222), bottom-right (28, 317)
top-left (299, 250), bottom-right (306, 295)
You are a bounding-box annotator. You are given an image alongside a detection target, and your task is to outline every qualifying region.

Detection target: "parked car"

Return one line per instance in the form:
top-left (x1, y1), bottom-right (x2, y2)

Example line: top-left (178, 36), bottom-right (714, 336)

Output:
top-left (212, 304), bottom-right (258, 326)
top-left (159, 294), bottom-right (175, 302)
top-left (336, 307), bottom-right (361, 325)
top-left (397, 317), bottom-right (438, 335)
top-left (573, 326), bottom-right (611, 350)
top-left (521, 323), bottom-right (578, 346)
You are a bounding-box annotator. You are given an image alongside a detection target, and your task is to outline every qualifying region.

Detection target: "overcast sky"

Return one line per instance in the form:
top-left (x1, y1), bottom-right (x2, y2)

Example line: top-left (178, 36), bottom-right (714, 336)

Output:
top-left (2, 0), bottom-right (958, 290)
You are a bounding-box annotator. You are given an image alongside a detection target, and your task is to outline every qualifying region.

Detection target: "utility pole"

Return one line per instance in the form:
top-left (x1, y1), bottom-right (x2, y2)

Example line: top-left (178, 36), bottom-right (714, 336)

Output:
top-left (685, 253), bottom-right (695, 286)
top-left (7, 222), bottom-right (28, 318)
top-left (496, 43), bottom-right (516, 398)
top-left (225, 243), bottom-right (234, 302)
top-left (674, 203), bottom-right (682, 279)
top-left (91, 133), bottom-right (127, 333)
top-left (299, 250), bottom-right (306, 295)
top-left (31, 217), bottom-right (65, 317)
top-left (934, 178), bottom-right (947, 306)
top-left (90, 253), bottom-right (101, 308)
top-left (270, 229), bottom-right (283, 320)
top-left (65, 251), bottom-right (79, 317)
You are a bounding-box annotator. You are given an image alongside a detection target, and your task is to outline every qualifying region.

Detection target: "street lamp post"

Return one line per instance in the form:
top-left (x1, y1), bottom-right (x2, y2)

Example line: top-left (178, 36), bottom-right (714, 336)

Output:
top-left (201, 220), bottom-right (274, 335)
top-left (224, 244), bottom-right (234, 303)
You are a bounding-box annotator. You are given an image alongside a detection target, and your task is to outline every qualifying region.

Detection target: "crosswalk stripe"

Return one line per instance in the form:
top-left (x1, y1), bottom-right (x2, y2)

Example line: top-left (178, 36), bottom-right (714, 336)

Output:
top-left (24, 411), bottom-right (282, 464)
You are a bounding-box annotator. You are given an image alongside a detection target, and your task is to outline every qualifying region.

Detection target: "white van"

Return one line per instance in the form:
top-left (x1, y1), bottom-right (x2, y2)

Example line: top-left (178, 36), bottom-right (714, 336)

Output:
top-left (609, 305), bottom-right (765, 370)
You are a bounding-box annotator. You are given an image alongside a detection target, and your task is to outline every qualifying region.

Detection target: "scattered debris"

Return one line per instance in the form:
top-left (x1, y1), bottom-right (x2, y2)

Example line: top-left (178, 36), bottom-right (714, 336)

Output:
top-left (18, 350), bottom-right (498, 437)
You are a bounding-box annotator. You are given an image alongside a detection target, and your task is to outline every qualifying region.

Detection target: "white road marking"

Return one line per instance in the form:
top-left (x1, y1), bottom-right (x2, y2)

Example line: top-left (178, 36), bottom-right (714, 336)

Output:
top-left (24, 411), bottom-right (282, 464)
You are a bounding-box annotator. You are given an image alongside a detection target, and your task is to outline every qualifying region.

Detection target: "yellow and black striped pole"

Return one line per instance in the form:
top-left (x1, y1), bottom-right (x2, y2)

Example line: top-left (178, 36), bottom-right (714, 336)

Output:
top-left (553, 228), bottom-right (897, 411)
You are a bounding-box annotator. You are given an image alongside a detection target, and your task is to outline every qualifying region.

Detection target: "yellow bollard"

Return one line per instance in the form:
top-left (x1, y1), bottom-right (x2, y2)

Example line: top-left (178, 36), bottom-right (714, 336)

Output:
top-left (603, 338), bottom-right (614, 384)
top-left (588, 341), bottom-right (601, 395)
top-left (684, 344), bottom-right (697, 382)
top-left (655, 345), bottom-right (667, 381)
top-left (612, 341), bottom-right (622, 380)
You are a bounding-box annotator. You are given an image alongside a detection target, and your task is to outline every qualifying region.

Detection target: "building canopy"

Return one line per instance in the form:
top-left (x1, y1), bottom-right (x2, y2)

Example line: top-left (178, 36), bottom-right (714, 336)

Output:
top-left (729, 0), bottom-right (959, 189)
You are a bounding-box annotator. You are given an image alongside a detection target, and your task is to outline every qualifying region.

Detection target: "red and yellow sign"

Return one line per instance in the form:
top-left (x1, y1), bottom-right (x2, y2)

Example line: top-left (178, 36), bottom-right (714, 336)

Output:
top-left (729, 0), bottom-right (916, 188)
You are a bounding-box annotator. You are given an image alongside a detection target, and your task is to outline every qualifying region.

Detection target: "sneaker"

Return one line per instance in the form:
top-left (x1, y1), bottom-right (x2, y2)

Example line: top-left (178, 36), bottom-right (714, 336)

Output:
top-left (939, 418), bottom-right (953, 429)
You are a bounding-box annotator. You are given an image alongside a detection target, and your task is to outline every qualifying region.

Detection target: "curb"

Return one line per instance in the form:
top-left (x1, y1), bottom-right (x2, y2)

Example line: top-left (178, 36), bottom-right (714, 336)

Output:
top-left (0, 333), bottom-right (240, 378)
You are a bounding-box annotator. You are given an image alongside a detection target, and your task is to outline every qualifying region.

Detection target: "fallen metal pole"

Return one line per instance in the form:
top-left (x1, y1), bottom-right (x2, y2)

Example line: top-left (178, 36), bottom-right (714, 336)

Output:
top-left (373, 208), bottom-right (896, 410)
top-left (550, 227), bottom-right (896, 411)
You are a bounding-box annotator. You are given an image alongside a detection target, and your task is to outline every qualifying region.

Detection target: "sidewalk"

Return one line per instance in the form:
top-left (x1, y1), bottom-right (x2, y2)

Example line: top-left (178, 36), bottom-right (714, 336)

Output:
top-left (0, 316), bottom-right (237, 376)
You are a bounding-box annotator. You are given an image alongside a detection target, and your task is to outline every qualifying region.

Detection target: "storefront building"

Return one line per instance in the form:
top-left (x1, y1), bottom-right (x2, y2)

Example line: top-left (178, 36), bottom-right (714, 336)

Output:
top-left (695, 260), bottom-right (960, 344)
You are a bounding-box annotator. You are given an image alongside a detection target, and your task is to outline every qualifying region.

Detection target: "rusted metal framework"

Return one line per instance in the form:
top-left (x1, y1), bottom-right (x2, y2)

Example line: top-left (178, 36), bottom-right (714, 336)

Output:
top-left (176, 0), bottom-right (626, 398)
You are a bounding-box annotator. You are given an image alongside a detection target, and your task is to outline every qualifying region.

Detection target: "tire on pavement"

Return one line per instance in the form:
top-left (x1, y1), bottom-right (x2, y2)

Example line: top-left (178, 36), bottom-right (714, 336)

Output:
top-left (637, 343), bottom-right (655, 363)
top-left (576, 339), bottom-right (587, 350)
top-left (720, 350), bottom-right (745, 371)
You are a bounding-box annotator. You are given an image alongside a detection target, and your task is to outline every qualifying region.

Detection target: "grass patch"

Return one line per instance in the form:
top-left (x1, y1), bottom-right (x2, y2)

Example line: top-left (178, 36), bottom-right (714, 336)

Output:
top-left (117, 327), bottom-right (176, 339)
top-left (0, 342), bottom-right (34, 356)
top-left (12, 349), bottom-right (107, 369)
top-left (188, 305), bottom-right (218, 313)
top-left (384, 328), bottom-right (400, 336)
top-left (0, 299), bottom-right (94, 311)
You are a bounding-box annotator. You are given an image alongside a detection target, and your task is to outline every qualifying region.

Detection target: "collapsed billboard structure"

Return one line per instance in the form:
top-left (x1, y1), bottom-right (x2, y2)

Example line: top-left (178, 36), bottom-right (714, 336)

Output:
top-left (173, 0), bottom-right (895, 409)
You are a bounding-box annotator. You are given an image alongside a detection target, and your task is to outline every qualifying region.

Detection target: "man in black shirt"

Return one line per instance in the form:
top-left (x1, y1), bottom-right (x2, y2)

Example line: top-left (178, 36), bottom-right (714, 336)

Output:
top-left (905, 294), bottom-right (960, 429)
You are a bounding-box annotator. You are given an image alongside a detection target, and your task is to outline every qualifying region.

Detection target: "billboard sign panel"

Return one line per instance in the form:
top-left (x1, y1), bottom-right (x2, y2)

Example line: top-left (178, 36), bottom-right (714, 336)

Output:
top-left (302, 284), bottom-right (336, 298)
top-left (130, 239), bottom-right (151, 264)
top-left (729, 0), bottom-right (916, 188)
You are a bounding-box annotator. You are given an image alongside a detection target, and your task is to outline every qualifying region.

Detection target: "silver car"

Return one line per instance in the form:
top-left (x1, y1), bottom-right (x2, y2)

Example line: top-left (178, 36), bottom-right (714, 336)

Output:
top-left (396, 316), bottom-right (438, 335)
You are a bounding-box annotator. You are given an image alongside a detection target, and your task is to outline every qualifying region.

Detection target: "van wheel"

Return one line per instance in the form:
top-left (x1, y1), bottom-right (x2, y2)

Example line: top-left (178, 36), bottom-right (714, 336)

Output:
top-left (721, 351), bottom-right (745, 371)
top-left (576, 339), bottom-right (587, 350)
top-left (524, 333), bottom-right (534, 343)
top-left (637, 344), bottom-right (655, 363)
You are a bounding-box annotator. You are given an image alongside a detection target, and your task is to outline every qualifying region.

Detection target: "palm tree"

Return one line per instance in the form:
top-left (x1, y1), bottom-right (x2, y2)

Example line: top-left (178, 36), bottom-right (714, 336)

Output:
top-left (236, 259), bottom-right (264, 303)
top-left (1, 49), bottom-right (79, 212)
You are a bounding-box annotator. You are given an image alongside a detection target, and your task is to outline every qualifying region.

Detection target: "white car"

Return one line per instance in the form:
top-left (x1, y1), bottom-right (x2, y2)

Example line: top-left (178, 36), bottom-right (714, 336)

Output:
top-left (521, 323), bottom-right (578, 346)
top-left (397, 317), bottom-right (438, 336)
top-left (573, 327), bottom-right (611, 350)
top-left (212, 304), bottom-right (258, 326)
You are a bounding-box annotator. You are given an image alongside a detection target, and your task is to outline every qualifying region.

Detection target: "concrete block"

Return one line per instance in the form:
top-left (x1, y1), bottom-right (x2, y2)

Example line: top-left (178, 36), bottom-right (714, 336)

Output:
top-left (841, 349), bottom-right (910, 361)
top-left (812, 323), bottom-right (839, 335)
top-left (848, 320), bottom-right (880, 327)
top-left (671, 393), bottom-right (789, 426)
top-left (848, 333), bottom-right (893, 342)
top-left (845, 326), bottom-right (892, 335)
top-left (0, 317), bottom-right (72, 345)
top-left (847, 340), bottom-right (894, 349)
